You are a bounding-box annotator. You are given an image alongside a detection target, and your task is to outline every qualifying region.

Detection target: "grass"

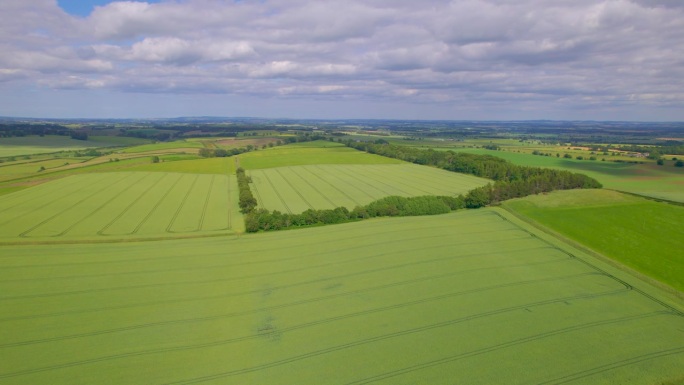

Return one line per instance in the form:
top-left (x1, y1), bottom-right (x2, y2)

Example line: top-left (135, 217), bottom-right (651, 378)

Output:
top-left (249, 164), bottom-right (489, 213)
top-left (0, 209), bottom-right (681, 384)
top-left (0, 172), bottom-right (238, 242)
top-left (503, 189), bottom-right (684, 292)
top-left (237, 143), bottom-right (403, 170)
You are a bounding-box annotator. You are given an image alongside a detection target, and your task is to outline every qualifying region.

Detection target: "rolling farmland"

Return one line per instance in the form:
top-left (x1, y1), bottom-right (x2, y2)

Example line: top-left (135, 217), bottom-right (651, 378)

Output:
top-left (249, 164), bottom-right (490, 213)
top-left (0, 210), bottom-right (681, 384)
top-left (0, 172), bottom-right (239, 241)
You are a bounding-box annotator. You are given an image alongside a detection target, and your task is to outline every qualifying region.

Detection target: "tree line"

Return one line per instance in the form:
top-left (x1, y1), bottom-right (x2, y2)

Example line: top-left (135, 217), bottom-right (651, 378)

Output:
top-left (342, 140), bottom-right (602, 206)
top-left (244, 195), bottom-right (465, 232)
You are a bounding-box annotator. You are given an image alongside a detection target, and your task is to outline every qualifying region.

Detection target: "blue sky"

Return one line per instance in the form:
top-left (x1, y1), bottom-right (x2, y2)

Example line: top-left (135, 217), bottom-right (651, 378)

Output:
top-left (1, 0), bottom-right (683, 120)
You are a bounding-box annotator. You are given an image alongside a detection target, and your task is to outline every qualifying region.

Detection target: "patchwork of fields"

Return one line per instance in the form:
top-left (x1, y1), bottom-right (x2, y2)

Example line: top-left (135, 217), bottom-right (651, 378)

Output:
top-left (0, 210), bottom-right (681, 384)
top-left (0, 172), bottom-right (238, 240)
top-left (249, 164), bottom-right (489, 213)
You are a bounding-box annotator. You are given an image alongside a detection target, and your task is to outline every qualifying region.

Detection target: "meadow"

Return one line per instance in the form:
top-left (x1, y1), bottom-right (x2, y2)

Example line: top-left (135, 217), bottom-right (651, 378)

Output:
top-left (0, 172), bottom-right (239, 241)
top-left (249, 164), bottom-right (489, 213)
top-left (0, 210), bottom-right (681, 384)
top-left (503, 189), bottom-right (684, 292)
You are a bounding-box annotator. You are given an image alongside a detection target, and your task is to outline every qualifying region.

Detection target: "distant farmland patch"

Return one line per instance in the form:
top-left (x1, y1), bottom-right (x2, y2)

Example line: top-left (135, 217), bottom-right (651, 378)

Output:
top-left (249, 164), bottom-right (490, 213)
top-left (0, 172), bottom-right (239, 241)
top-left (238, 143), bottom-right (403, 169)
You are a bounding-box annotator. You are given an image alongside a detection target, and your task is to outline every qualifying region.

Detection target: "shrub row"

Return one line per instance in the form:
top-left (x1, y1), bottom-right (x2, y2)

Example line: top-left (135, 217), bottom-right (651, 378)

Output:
top-left (236, 167), bottom-right (257, 213)
top-left (245, 195), bottom-right (464, 232)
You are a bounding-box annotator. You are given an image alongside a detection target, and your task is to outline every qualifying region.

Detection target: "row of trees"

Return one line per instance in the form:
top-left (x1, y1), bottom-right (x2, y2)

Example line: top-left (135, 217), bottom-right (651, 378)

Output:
top-left (343, 141), bottom-right (601, 203)
top-left (244, 195), bottom-right (466, 232)
top-left (236, 167), bottom-right (257, 213)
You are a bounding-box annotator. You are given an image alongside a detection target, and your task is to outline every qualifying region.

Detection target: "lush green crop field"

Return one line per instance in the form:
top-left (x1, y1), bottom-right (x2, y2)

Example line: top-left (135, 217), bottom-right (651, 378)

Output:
top-left (238, 143), bottom-right (403, 169)
top-left (450, 148), bottom-right (684, 202)
top-left (0, 172), bottom-right (239, 241)
top-left (504, 189), bottom-right (684, 292)
top-left (123, 157), bottom-right (235, 175)
top-left (249, 164), bottom-right (489, 213)
top-left (0, 209), bottom-right (681, 384)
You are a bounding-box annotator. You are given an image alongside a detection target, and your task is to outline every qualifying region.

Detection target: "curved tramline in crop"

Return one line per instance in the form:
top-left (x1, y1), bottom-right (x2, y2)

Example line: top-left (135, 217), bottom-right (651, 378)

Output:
top-left (196, 175), bottom-right (216, 232)
top-left (128, 174), bottom-right (185, 235)
top-left (96, 173), bottom-right (169, 236)
top-left (0, 173), bottom-right (111, 228)
top-left (19, 173), bottom-right (139, 238)
top-left (56, 172), bottom-right (151, 237)
top-left (332, 165), bottom-right (403, 197)
top-left (0, 176), bottom-right (80, 215)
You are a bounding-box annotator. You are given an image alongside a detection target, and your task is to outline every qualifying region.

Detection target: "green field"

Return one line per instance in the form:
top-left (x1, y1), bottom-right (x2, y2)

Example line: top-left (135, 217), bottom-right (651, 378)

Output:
top-left (249, 164), bottom-right (489, 213)
top-left (0, 210), bottom-right (681, 384)
top-left (504, 189), bottom-right (684, 292)
top-left (122, 157), bottom-right (235, 175)
top-left (0, 172), bottom-right (239, 241)
top-left (238, 142), bottom-right (403, 169)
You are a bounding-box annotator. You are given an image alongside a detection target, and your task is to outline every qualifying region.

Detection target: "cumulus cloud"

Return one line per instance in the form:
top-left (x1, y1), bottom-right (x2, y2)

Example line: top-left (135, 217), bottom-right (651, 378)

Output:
top-left (0, 0), bottom-right (683, 119)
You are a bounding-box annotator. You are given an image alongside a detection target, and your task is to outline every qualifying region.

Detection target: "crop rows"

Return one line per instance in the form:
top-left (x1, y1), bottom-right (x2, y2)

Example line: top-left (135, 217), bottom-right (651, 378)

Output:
top-left (249, 164), bottom-right (489, 213)
top-left (0, 209), bottom-right (681, 384)
top-left (0, 172), bottom-right (236, 240)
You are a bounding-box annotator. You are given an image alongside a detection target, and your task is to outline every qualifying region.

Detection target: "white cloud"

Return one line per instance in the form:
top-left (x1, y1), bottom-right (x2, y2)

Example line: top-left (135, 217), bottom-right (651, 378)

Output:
top-left (0, 0), bottom-right (682, 119)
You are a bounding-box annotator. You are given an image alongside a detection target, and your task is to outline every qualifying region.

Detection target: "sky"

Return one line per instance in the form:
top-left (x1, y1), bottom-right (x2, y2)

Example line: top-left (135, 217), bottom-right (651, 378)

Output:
top-left (1, 0), bottom-right (683, 121)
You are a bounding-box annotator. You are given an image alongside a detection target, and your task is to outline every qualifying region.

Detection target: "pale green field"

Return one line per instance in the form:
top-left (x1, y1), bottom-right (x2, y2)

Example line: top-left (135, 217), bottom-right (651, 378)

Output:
top-left (503, 189), bottom-right (684, 292)
top-left (123, 157), bottom-right (235, 175)
top-left (119, 140), bottom-right (204, 153)
top-left (249, 164), bottom-right (489, 213)
top-left (0, 135), bottom-right (149, 157)
top-left (238, 144), bottom-right (403, 169)
top-left (0, 210), bottom-right (681, 384)
top-left (0, 172), bottom-right (239, 241)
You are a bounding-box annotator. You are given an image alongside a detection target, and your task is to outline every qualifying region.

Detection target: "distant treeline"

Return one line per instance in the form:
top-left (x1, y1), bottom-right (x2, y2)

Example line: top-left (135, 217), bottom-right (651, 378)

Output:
top-left (343, 140), bottom-right (602, 201)
top-left (0, 123), bottom-right (71, 137)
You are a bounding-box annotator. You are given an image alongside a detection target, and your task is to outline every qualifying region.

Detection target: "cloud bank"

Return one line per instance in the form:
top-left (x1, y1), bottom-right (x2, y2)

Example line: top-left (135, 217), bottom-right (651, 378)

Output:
top-left (1, 0), bottom-right (683, 119)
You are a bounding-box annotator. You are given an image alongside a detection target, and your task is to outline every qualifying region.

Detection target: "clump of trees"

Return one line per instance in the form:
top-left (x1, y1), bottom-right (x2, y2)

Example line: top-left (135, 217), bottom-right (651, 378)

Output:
top-left (236, 167), bottom-right (257, 213)
top-left (244, 195), bottom-right (465, 232)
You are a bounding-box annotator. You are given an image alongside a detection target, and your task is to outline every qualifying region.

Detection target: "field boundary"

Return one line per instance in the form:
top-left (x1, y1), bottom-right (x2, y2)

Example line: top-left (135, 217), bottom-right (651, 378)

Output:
top-left (499, 205), bottom-right (684, 301)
